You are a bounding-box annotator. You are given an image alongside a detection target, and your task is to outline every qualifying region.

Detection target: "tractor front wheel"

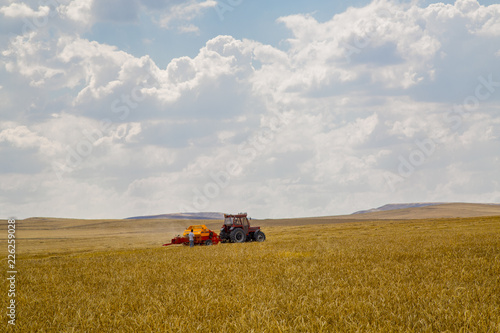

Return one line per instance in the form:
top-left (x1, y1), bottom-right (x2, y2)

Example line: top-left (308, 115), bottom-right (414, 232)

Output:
top-left (205, 239), bottom-right (213, 246)
top-left (254, 231), bottom-right (266, 242)
top-left (230, 229), bottom-right (246, 243)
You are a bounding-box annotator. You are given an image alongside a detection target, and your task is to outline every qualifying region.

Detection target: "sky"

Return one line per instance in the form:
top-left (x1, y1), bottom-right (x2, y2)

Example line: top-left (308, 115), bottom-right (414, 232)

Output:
top-left (1, 0), bottom-right (500, 219)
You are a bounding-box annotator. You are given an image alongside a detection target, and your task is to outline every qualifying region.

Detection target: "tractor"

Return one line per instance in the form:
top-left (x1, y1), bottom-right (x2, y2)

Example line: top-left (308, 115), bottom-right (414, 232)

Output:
top-left (219, 213), bottom-right (266, 243)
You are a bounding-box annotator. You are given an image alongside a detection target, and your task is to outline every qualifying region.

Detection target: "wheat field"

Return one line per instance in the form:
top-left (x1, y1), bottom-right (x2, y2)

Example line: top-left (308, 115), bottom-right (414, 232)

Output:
top-left (3, 216), bottom-right (500, 332)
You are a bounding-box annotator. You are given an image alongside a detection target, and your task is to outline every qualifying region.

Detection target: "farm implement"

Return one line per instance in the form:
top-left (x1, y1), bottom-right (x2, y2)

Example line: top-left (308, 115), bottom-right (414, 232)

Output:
top-left (163, 213), bottom-right (266, 246)
top-left (163, 225), bottom-right (220, 246)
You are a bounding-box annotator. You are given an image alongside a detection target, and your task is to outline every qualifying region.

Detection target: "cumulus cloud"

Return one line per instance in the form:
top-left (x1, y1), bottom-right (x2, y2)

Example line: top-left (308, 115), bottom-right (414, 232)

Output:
top-left (0, 3), bottom-right (50, 18)
top-left (1, 0), bottom-right (500, 219)
top-left (275, 0), bottom-right (500, 97)
top-left (57, 0), bottom-right (94, 26)
top-left (0, 125), bottom-right (61, 156)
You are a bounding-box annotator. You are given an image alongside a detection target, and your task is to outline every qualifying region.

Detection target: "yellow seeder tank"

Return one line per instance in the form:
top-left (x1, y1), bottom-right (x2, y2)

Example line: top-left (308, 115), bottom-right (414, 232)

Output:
top-left (182, 225), bottom-right (211, 239)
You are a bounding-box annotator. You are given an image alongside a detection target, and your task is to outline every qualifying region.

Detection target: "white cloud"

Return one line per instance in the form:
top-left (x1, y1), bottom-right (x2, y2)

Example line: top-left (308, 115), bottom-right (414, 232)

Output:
top-left (0, 3), bottom-right (49, 18)
top-left (0, 124), bottom-right (63, 158)
top-left (158, 0), bottom-right (216, 30)
top-left (3, 33), bottom-right (66, 87)
top-left (178, 24), bottom-right (200, 34)
top-left (274, 0), bottom-right (500, 96)
top-left (57, 0), bottom-right (94, 26)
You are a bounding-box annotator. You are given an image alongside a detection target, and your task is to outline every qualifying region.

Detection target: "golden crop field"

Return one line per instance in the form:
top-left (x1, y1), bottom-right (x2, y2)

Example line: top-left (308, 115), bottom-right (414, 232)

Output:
top-left (3, 216), bottom-right (500, 332)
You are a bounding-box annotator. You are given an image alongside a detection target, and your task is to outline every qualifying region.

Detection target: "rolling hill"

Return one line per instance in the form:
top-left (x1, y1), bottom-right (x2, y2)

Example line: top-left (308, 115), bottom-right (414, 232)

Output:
top-left (352, 202), bottom-right (445, 214)
top-left (126, 212), bottom-right (224, 220)
top-left (343, 202), bottom-right (500, 220)
top-left (125, 202), bottom-right (500, 222)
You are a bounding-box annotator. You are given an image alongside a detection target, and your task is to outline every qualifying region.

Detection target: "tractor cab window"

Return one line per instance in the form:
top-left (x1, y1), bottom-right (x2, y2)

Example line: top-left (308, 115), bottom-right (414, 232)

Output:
top-left (224, 217), bottom-right (233, 225)
top-left (242, 218), bottom-right (249, 227)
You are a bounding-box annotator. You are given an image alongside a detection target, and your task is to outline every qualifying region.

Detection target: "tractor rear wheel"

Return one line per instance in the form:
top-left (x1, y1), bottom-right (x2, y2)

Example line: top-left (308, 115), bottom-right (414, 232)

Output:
top-left (254, 231), bottom-right (266, 242)
top-left (205, 239), bottom-right (213, 246)
top-left (230, 228), bottom-right (246, 243)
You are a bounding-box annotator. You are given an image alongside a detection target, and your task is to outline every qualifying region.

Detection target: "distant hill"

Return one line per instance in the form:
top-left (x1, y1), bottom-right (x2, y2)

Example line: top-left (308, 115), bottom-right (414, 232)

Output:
top-left (125, 212), bottom-right (224, 220)
top-left (352, 203), bottom-right (446, 215)
top-left (346, 203), bottom-right (500, 220)
top-left (124, 203), bottom-right (500, 221)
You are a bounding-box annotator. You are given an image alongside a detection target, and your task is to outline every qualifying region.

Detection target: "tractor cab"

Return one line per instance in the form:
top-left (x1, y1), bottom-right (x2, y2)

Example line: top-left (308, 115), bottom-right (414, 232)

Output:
top-left (223, 216), bottom-right (233, 225)
top-left (219, 213), bottom-right (265, 243)
top-left (223, 214), bottom-right (249, 234)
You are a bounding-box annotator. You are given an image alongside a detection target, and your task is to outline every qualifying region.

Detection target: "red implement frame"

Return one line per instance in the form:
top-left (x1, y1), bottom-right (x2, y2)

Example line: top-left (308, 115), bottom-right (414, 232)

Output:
top-left (163, 232), bottom-right (220, 246)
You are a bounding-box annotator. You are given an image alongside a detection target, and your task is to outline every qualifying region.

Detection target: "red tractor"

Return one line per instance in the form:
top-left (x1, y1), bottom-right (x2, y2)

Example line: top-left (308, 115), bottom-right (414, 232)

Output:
top-left (219, 213), bottom-right (266, 243)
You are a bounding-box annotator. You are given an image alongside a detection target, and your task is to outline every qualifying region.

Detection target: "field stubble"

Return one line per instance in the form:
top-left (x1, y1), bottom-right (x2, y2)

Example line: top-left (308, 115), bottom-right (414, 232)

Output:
top-left (3, 216), bottom-right (500, 332)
